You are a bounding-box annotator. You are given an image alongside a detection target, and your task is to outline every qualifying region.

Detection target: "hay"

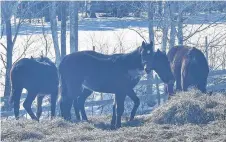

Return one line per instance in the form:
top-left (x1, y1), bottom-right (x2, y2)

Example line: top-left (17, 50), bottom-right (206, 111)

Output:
top-left (147, 90), bottom-right (226, 125)
top-left (1, 90), bottom-right (226, 142)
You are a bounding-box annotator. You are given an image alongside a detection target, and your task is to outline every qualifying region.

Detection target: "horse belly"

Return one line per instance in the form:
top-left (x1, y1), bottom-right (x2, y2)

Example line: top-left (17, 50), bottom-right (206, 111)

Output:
top-left (83, 75), bottom-right (121, 93)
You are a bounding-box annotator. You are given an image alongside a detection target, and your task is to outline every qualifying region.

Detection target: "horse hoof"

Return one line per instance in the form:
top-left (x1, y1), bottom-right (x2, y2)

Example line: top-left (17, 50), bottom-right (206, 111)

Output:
top-left (51, 116), bottom-right (55, 120)
top-left (32, 117), bottom-right (39, 122)
top-left (129, 117), bottom-right (134, 121)
top-left (110, 125), bottom-right (116, 130)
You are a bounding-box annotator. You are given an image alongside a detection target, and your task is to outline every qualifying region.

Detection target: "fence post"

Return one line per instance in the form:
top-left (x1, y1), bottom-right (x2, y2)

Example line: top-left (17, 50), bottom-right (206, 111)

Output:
top-left (205, 36), bottom-right (209, 64)
top-left (155, 75), bottom-right (160, 106)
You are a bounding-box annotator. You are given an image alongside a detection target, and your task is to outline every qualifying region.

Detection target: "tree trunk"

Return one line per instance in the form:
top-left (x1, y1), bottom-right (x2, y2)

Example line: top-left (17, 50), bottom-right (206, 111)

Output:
top-left (147, 2), bottom-right (155, 105)
top-left (169, 2), bottom-right (176, 49)
top-left (2, 1), bottom-right (13, 110)
top-left (61, 2), bottom-right (67, 60)
top-left (3, 17), bottom-right (13, 110)
top-left (69, 1), bottom-right (79, 53)
top-left (49, 1), bottom-right (61, 66)
top-left (85, 1), bottom-right (88, 18)
top-left (158, 1), bottom-right (162, 16)
top-left (89, 1), bottom-right (96, 18)
top-left (161, 3), bottom-right (169, 52)
top-left (177, 4), bottom-right (183, 45)
top-left (148, 2), bottom-right (155, 45)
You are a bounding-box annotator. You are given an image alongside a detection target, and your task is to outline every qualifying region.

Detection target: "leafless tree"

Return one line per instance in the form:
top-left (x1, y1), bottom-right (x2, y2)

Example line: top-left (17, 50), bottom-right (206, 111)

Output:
top-left (69, 1), bottom-right (79, 53)
top-left (1, 1), bottom-right (22, 110)
top-left (49, 1), bottom-right (61, 66)
top-left (61, 2), bottom-right (67, 59)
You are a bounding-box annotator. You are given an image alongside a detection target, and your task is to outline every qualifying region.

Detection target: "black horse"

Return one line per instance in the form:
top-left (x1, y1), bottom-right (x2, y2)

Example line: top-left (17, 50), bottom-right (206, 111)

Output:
top-left (9, 56), bottom-right (59, 121)
top-left (164, 46), bottom-right (209, 96)
top-left (59, 41), bottom-right (175, 128)
top-left (70, 51), bottom-right (142, 123)
top-left (74, 48), bottom-right (175, 122)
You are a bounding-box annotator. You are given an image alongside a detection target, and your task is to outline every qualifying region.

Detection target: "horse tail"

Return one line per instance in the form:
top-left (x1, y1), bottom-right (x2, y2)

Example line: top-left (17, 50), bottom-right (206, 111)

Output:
top-left (188, 48), bottom-right (209, 92)
top-left (9, 91), bottom-right (14, 104)
top-left (9, 66), bottom-right (22, 105)
top-left (190, 48), bottom-right (209, 77)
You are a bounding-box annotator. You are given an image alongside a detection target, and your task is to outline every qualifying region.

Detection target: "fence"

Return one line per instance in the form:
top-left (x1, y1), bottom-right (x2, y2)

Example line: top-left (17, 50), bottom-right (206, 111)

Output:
top-left (1, 69), bottom-right (226, 118)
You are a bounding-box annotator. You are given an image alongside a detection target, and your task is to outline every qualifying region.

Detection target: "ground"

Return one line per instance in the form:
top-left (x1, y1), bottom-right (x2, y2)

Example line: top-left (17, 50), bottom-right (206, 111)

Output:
top-left (1, 90), bottom-right (226, 142)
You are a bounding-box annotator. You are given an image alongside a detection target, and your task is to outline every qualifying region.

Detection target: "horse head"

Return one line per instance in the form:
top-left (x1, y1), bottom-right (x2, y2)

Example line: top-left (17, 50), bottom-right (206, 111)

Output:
top-left (142, 48), bottom-right (175, 95)
top-left (139, 41), bottom-right (154, 73)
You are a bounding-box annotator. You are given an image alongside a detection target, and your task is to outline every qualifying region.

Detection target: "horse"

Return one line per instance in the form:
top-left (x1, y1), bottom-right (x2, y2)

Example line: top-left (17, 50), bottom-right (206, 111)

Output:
top-left (74, 48), bottom-right (175, 122)
top-left (69, 51), bottom-right (142, 122)
top-left (165, 46), bottom-right (209, 96)
top-left (59, 41), bottom-right (175, 129)
top-left (9, 56), bottom-right (59, 121)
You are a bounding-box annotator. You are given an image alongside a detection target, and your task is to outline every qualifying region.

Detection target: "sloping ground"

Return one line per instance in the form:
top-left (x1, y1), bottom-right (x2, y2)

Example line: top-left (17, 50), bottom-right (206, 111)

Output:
top-left (1, 90), bottom-right (226, 142)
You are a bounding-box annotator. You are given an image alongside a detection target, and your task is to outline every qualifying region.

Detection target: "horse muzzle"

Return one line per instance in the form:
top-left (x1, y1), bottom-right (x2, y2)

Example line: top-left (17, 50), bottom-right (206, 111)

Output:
top-left (168, 79), bottom-right (175, 85)
top-left (144, 64), bottom-right (152, 74)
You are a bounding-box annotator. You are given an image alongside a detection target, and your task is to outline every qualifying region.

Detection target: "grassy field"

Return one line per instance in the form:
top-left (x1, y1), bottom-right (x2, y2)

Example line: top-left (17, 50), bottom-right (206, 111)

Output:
top-left (1, 90), bottom-right (226, 142)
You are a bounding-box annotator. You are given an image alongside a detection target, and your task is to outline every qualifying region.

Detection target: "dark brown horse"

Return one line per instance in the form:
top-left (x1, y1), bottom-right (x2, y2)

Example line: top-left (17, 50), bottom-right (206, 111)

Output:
top-left (9, 56), bottom-right (59, 121)
top-left (59, 41), bottom-right (175, 129)
top-left (165, 46), bottom-right (209, 96)
top-left (72, 48), bottom-right (175, 125)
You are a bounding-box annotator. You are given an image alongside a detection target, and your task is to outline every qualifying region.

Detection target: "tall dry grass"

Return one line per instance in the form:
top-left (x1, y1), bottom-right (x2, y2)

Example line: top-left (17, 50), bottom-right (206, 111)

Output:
top-left (1, 90), bottom-right (226, 142)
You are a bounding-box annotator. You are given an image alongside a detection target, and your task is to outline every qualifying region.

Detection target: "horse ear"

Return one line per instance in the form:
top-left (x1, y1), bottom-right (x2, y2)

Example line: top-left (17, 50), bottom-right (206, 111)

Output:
top-left (150, 41), bottom-right (153, 47)
top-left (161, 50), bottom-right (166, 55)
top-left (142, 41), bottom-right (145, 47)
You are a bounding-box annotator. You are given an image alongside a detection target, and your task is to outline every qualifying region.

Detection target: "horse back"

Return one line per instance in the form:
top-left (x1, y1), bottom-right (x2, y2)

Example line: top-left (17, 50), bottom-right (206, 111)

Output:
top-left (185, 47), bottom-right (209, 78)
top-left (10, 57), bottom-right (58, 93)
top-left (167, 46), bottom-right (191, 65)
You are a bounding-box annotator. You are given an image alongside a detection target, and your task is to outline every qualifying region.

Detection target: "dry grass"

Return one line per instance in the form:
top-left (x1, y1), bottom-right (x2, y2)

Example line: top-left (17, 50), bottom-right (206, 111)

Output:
top-left (1, 90), bottom-right (226, 142)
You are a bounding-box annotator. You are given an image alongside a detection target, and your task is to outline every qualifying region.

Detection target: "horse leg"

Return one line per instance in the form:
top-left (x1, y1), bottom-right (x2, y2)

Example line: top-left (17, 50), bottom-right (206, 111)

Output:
top-left (78, 88), bottom-right (92, 121)
top-left (50, 90), bottom-right (58, 119)
top-left (67, 80), bottom-right (82, 121)
top-left (174, 66), bottom-right (182, 91)
top-left (127, 89), bottom-right (140, 121)
top-left (36, 95), bottom-right (44, 120)
top-left (110, 99), bottom-right (116, 129)
top-left (23, 91), bottom-right (38, 121)
top-left (12, 88), bottom-right (22, 120)
top-left (197, 79), bottom-right (207, 93)
top-left (73, 97), bottom-right (81, 121)
top-left (176, 74), bottom-right (182, 91)
top-left (60, 95), bottom-right (73, 120)
top-left (115, 94), bottom-right (126, 129)
top-left (181, 69), bottom-right (189, 92)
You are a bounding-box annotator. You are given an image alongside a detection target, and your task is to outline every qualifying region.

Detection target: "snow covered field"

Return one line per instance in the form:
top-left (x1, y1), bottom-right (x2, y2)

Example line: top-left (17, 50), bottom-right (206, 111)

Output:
top-left (0, 13), bottom-right (226, 103)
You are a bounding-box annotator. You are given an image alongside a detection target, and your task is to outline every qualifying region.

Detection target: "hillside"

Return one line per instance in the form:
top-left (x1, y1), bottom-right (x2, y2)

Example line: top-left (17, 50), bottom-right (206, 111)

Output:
top-left (1, 90), bottom-right (226, 142)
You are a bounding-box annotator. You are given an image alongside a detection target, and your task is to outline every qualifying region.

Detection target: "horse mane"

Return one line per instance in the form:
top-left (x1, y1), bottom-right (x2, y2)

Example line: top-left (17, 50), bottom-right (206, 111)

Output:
top-left (32, 56), bottom-right (55, 67)
top-left (113, 47), bottom-right (141, 61)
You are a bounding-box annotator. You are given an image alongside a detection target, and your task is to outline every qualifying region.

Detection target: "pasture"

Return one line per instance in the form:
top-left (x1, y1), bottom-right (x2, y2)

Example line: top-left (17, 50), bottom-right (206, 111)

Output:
top-left (1, 1), bottom-right (226, 141)
top-left (1, 90), bottom-right (226, 141)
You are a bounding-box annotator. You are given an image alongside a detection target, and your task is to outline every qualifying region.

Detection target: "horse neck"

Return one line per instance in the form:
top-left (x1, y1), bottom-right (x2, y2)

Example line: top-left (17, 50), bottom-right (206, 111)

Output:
top-left (119, 48), bottom-right (142, 70)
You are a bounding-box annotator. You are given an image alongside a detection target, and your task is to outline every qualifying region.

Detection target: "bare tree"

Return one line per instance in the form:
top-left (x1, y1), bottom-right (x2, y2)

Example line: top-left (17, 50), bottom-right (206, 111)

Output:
top-left (1, 1), bottom-right (21, 110)
top-left (89, 1), bottom-right (97, 18)
top-left (69, 1), bottom-right (79, 53)
top-left (169, 2), bottom-right (177, 49)
top-left (147, 2), bottom-right (155, 105)
top-left (61, 2), bottom-right (67, 59)
top-left (177, 2), bottom-right (184, 45)
top-left (49, 1), bottom-right (61, 66)
top-left (161, 2), bottom-right (169, 52)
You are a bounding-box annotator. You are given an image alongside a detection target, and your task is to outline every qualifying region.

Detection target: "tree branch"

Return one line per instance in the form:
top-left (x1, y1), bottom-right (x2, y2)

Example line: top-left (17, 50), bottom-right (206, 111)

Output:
top-left (0, 53), bottom-right (6, 68)
top-left (0, 42), bottom-right (7, 51)
top-left (128, 27), bottom-right (147, 43)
